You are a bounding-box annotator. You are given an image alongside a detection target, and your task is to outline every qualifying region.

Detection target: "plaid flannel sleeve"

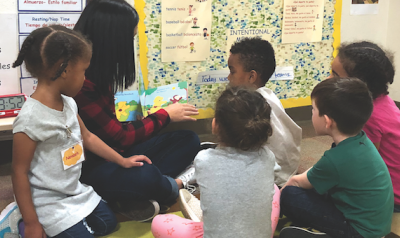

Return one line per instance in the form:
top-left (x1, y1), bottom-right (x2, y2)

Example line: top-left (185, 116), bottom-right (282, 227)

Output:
top-left (74, 81), bottom-right (170, 153)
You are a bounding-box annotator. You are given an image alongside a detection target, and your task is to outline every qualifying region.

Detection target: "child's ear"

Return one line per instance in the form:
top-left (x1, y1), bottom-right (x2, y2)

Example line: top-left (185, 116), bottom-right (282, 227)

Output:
top-left (249, 70), bottom-right (258, 84)
top-left (60, 69), bottom-right (68, 79)
top-left (324, 115), bottom-right (334, 129)
top-left (212, 118), bottom-right (218, 135)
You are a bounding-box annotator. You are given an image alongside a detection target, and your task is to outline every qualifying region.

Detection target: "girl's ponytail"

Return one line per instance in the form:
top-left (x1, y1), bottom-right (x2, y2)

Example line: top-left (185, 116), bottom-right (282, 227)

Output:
top-left (12, 35), bottom-right (35, 68)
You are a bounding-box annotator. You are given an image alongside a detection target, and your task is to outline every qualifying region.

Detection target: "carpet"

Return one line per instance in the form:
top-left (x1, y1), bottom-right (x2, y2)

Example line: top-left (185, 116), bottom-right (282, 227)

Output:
top-left (99, 212), bottom-right (184, 238)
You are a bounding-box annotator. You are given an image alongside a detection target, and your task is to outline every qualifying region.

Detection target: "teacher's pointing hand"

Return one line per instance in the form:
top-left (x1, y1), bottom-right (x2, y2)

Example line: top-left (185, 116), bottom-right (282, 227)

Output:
top-left (165, 103), bottom-right (199, 122)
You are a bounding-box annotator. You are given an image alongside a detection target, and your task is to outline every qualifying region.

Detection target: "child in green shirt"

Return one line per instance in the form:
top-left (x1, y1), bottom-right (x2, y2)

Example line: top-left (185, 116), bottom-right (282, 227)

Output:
top-left (280, 77), bottom-right (393, 238)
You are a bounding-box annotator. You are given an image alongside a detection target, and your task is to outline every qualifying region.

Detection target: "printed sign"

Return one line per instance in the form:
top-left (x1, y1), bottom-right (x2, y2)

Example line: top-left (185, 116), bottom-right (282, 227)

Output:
top-left (18, 13), bottom-right (81, 34)
top-left (196, 66), bottom-right (294, 85)
top-left (282, 0), bottom-right (325, 44)
top-left (0, 14), bottom-right (21, 95)
top-left (226, 28), bottom-right (272, 54)
top-left (18, 0), bottom-right (83, 12)
top-left (270, 66), bottom-right (295, 81)
top-left (20, 77), bottom-right (38, 96)
top-left (196, 70), bottom-right (229, 85)
top-left (162, 0), bottom-right (212, 62)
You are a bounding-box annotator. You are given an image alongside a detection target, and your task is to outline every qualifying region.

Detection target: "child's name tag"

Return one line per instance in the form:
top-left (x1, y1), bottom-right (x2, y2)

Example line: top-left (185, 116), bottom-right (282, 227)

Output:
top-left (61, 141), bottom-right (85, 170)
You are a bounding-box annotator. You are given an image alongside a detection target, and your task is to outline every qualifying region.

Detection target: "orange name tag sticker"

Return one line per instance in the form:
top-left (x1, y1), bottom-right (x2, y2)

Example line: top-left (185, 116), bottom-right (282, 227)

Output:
top-left (61, 141), bottom-right (85, 170)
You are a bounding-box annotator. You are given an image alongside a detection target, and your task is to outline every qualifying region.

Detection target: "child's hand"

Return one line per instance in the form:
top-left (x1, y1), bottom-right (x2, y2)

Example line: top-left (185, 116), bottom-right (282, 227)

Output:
top-left (165, 103), bottom-right (198, 122)
top-left (119, 155), bottom-right (152, 168)
top-left (25, 221), bottom-right (46, 238)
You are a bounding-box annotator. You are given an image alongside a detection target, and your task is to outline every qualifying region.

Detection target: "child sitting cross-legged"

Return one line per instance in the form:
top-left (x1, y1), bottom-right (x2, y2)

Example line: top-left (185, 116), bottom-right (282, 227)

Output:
top-left (227, 37), bottom-right (302, 187)
top-left (280, 77), bottom-right (393, 238)
top-left (332, 41), bottom-right (400, 212)
top-left (151, 87), bottom-right (280, 238)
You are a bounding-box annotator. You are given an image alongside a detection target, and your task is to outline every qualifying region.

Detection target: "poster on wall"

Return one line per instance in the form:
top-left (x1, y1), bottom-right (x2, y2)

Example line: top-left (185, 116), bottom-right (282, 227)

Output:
top-left (350, 0), bottom-right (379, 15)
top-left (18, 13), bottom-right (81, 34)
top-left (18, 0), bottom-right (83, 12)
top-left (226, 28), bottom-right (272, 56)
top-left (16, 0), bottom-right (83, 96)
top-left (20, 77), bottom-right (38, 96)
top-left (0, 14), bottom-right (21, 95)
top-left (161, 0), bottom-right (211, 62)
top-left (282, 0), bottom-right (325, 44)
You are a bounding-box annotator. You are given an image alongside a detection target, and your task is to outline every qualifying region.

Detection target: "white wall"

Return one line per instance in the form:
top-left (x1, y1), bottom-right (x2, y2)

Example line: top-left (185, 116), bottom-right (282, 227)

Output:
top-left (341, 1), bottom-right (389, 45)
top-left (0, 0), bottom-right (17, 13)
top-left (341, 0), bottom-right (400, 101)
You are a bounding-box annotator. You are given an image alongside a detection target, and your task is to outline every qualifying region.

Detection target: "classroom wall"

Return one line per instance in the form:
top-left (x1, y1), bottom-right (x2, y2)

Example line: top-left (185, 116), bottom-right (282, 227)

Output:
top-left (2, 1), bottom-right (399, 102)
top-left (0, 0), bottom-right (17, 13)
top-left (386, 0), bottom-right (400, 102)
top-left (340, 1), bottom-right (389, 46)
top-left (340, 0), bottom-right (400, 102)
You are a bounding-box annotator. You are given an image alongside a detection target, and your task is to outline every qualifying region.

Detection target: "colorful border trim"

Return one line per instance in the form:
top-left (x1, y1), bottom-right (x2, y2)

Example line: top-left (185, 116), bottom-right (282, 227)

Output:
top-left (135, 0), bottom-right (150, 90)
top-left (332, 0), bottom-right (342, 58)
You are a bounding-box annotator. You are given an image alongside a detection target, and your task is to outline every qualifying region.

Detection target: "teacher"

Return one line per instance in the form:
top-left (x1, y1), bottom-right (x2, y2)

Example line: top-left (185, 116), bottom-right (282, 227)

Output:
top-left (73, 0), bottom-right (200, 222)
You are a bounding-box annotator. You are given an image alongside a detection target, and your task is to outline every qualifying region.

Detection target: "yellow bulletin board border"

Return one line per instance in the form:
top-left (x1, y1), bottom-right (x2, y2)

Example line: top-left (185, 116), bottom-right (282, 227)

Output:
top-left (135, 0), bottom-right (150, 90)
top-left (332, 0), bottom-right (342, 59)
top-left (135, 0), bottom-right (342, 118)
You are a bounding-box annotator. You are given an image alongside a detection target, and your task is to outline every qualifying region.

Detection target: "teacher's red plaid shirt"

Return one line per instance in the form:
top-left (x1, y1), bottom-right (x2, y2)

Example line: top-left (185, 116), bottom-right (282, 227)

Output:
top-left (74, 79), bottom-right (170, 155)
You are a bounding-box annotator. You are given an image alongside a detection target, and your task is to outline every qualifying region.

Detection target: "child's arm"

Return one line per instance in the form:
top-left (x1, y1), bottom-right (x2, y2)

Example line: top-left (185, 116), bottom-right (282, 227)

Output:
top-left (281, 168), bottom-right (314, 191)
top-left (373, 142), bottom-right (380, 150)
top-left (77, 115), bottom-right (152, 168)
top-left (12, 133), bottom-right (46, 238)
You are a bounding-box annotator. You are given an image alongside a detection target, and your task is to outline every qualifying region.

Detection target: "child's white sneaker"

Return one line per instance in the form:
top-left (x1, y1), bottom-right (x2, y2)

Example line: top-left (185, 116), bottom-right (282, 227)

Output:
top-left (280, 226), bottom-right (332, 238)
top-left (178, 189), bottom-right (203, 222)
top-left (176, 165), bottom-right (196, 193)
top-left (200, 142), bottom-right (217, 150)
top-left (0, 202), bottom-right (22, 238)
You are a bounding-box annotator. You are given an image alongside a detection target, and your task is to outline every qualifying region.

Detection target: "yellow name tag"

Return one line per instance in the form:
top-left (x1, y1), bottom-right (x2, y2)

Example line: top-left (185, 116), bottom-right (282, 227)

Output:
top-left (61, 141), bottom-right (85, 170)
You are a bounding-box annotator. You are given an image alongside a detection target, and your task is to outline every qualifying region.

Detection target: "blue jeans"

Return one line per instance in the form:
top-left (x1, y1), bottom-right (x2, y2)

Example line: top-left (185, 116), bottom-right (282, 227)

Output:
top-left (280, 186), bottom-right (363, 238)
top-left (80, 130), bottom-right (200, 205)
top-left (52, 200), bottom-right (117, 238)
top-left (395, 204), bottom-right (400, 213)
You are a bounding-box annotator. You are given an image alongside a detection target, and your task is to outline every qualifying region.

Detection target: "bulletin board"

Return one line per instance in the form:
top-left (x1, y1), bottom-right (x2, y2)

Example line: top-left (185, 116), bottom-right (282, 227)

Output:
top-left (135, 0), bottom-right (343, 119)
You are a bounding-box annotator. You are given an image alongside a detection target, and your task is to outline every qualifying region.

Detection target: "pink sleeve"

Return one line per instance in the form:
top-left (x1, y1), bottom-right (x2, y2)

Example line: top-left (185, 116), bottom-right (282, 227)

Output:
top-left (363, 113), bottom-right (382, 143)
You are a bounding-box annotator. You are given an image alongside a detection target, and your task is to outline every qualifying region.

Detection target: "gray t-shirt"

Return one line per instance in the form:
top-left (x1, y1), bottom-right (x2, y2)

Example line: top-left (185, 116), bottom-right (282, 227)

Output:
top-left (13, 95), bottom-right (101, 236)
top-left (195, 147), bottom-right (275, 238)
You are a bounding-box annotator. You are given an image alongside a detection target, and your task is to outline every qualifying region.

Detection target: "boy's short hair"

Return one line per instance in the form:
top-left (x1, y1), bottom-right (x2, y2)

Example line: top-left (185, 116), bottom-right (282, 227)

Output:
top-left (230, 37), bottom-right (276, 85)
top-left (311, 77), bottom-right (373, 135)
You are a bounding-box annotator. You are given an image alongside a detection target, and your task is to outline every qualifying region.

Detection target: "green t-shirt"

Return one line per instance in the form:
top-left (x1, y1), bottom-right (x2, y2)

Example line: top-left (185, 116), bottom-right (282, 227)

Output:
top-left (308, 131), bottom-right (393, 238)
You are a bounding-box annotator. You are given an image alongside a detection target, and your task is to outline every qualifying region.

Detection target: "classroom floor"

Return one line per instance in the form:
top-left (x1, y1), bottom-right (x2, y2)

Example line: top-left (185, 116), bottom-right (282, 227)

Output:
top-left (1, 120), bottom-right (398, 237)
top-left (0, 120), bottom-right (330, 214)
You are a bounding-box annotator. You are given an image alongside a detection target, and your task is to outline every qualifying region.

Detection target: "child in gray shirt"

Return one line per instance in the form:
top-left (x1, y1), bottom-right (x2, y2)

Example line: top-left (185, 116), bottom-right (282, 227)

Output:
top-left (151, 87), bottom-right (278, 238)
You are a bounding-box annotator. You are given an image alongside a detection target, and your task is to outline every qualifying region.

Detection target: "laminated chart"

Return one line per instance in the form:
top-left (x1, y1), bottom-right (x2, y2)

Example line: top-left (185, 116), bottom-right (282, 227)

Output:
top-left (161, 0), bottom-right (211, 62)
top-left (282, 0), bottom-right (325, 44)
top-left (17, 0), bottom-right (83, 96)
top-left (18, 0), bottom-right (83, 12)
top-left (0, 14), bottom-right (20, 95)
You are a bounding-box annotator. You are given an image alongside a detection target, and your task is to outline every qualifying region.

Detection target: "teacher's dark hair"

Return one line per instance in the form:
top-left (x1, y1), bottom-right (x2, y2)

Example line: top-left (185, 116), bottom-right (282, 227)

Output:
top-left (74, 0), bottom-right (139, 93)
